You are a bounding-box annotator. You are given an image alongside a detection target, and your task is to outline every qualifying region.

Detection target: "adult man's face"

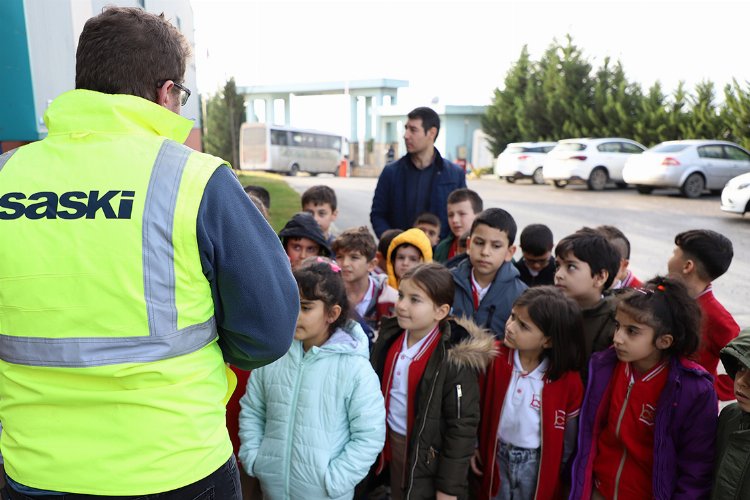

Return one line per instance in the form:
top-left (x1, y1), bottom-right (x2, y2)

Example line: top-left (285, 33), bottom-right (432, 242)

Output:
top-left (404, 118), bottom-right (435, 156)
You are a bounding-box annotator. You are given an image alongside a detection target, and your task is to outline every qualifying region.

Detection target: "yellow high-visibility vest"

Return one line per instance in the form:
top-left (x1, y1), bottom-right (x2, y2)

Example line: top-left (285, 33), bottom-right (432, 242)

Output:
top-left (0, 90), bottom-right (233, 495)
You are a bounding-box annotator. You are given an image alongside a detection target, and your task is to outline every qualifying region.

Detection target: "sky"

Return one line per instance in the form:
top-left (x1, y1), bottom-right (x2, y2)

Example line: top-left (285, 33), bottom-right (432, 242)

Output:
top-left (190, 0), bottom-right (749, 134)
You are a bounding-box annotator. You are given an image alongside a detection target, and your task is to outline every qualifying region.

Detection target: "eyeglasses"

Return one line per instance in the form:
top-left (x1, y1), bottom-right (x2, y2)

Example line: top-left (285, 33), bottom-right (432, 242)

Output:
top-left (157, 80), bottom-right (191, 106)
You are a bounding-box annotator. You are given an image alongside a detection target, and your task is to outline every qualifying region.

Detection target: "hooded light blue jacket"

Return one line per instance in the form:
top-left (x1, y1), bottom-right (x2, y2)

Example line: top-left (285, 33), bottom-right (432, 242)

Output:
top-left (238, 321), bottom-right (385, 499)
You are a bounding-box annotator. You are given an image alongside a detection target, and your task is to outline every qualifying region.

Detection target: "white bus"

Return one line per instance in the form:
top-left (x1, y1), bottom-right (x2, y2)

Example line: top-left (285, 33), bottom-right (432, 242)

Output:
top-left (239, 123), bottom-right (347, 176)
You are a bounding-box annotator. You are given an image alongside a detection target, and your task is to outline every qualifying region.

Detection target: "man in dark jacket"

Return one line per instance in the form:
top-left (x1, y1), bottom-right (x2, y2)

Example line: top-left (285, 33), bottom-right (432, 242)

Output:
top-left (370, 107), bottom-right (466, 239)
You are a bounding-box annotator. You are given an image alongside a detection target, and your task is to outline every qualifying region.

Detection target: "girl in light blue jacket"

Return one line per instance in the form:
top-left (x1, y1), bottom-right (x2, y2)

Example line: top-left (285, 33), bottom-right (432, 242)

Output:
top-left (239, 257), bottom-right (386, 500)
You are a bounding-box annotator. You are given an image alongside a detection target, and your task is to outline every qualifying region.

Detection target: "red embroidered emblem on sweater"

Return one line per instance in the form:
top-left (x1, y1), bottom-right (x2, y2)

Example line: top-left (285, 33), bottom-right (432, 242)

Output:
top-left (639, 403), bottom-right (656, 426)
top-left (554, 410), bottom-right (566, 430)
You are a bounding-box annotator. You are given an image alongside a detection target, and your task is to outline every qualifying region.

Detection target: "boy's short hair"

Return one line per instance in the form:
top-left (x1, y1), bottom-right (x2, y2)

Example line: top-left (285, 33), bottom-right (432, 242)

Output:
top-left (378, 229), bottom-right (403, 257)
top-left (332, 226), bottom-right (377, 261)
top-left (597, 225), bottom-right (630, 260)
top-left (413, 212), bottom-right (441, 230)
top-left (675, 229), bottom-right (734, 281)
top-left (244, 185), bottom-right (270, 209)
top-left (470, 208), bottom-right (517, 244)
top-left (301, 185), bottom-right (337, 211)
top-left (520, 224), bottom-right (554, 256)
top-left (555, 227), bottom-right (620, 290)
top-left (447, 188), bottom-right (483, 214)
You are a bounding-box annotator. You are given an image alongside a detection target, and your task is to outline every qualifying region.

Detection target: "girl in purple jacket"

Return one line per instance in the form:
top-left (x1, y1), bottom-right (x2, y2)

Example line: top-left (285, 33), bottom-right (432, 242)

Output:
top-left (570, 277), bottom-right (718, 500)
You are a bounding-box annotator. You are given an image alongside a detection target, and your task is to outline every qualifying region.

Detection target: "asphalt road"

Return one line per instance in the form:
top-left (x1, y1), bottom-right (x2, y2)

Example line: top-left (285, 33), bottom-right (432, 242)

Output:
top-left (285, 174), bottom-right (750, 329)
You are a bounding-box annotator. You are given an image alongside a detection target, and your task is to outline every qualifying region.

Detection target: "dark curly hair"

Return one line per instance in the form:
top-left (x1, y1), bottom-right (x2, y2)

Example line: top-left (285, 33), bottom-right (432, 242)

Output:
top-left (615, 276), bottom-right (702, 357)
top-left (294, 257), bottom-right (350, 334)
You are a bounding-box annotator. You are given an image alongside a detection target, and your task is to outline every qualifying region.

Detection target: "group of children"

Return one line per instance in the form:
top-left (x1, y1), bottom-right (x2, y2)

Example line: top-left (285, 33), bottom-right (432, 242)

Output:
top-left (230, 182), bottom-right (746, 500)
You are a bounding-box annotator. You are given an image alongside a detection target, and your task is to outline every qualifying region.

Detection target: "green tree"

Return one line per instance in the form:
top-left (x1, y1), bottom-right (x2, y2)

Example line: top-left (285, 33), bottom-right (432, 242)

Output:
top-left (538, 35), bottom-right (594, 139)
top-left (481, 45), bottom-right (534, 155)
top-left (663, 81), bottom-right (691, 141)
top-left (587, 58), bottom-right (643, 139)
top-left (683, 80), bottom-right (727, 140)
top-left (633, 81), bottom-right (670, 146)
top-left (203, 77), bottom-right (246, 169)
top-left (723, 79), bottom-right (750, 150)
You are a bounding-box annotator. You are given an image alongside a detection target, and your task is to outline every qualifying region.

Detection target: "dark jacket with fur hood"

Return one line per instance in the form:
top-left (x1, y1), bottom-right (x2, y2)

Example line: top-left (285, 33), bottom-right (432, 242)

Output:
top-left (370, 316), bottom-right (497, 500)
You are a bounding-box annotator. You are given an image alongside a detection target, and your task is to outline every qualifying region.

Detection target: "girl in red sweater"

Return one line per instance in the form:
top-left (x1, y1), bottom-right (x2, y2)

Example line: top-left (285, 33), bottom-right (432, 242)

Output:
top-left (471, 286), bottom-right (585, 499)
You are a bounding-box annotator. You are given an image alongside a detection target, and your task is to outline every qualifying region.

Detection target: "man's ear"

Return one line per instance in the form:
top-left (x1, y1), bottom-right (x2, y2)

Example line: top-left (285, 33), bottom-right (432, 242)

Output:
top-left (682, 258), bottom-right (696, 276)
top-left (427, 126), bottom-right (438, 142)
top-left (156, 80), bottom-right (179, 111)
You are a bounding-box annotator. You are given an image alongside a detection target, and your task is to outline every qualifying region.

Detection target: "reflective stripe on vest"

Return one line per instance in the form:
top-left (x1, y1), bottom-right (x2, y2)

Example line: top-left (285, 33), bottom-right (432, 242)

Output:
top-left (0, 140), bottom-right (217, 367)
top-left (0, 148), bottom-right (17, 172)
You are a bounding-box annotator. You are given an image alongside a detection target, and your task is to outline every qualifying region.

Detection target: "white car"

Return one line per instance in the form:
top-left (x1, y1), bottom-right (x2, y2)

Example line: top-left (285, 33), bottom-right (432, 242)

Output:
top-left (494, 142), bottom-right (557, 184)
top-left (721, 172), bottom-right (750, 215)
top-left (623, 140), bottom-right (750, 199)
top-left (542, 138), bottom-right (646, 190)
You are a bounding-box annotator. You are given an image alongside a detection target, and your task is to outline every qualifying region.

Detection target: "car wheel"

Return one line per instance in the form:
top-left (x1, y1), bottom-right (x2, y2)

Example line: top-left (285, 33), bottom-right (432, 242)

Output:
top-left (681, 173), bottom-right (705, 199)
top-left (532, 167), bottom-right (545, 185)
top-left (553, 180), bottom-right (567, 189)
top-left (505, 177), bottom-right (516, 183)
top-left (587, 168), bottom-right (608, 191)
top-left (287, 163), bottom-right (300, 177)
top-left (636, 185), bottom-right (654, 195)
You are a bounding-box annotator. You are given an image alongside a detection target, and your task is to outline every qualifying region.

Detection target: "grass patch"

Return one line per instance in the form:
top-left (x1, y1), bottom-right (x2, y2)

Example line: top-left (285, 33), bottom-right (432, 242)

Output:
top-left (237, 172), bottom-right (300, 232)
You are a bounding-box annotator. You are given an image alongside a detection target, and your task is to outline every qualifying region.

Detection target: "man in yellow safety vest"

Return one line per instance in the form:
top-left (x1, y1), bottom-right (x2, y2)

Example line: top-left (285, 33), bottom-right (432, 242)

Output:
top-left (0, 6), bottom-right (298, 498)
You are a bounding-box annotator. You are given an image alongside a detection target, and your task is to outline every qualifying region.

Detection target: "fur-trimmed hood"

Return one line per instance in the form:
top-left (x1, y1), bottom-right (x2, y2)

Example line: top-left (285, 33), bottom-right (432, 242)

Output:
top-left (445, 316), bottom-right (498, 372)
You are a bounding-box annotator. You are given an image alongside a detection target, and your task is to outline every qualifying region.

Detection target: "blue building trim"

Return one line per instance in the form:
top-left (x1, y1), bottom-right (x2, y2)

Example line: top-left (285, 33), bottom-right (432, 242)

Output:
top-left (0, 0), bottom-right (38, 142)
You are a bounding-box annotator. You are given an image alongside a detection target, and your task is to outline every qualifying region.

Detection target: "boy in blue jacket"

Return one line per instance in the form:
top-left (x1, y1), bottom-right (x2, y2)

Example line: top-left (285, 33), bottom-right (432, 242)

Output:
top-left (451, 208), bottom-right (527, 338)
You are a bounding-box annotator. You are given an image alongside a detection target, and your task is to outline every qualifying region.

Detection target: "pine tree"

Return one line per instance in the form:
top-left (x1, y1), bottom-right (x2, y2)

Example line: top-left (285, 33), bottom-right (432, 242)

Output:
top-left (203, 78), bottom-right (246, 169)
top-left (481, 46), bottom-right (534, 155)
top-left (723, 79), bottom-right (750, 150)
top-left (634, 82), bottom-right (669, 146)
top-left (684, 80), bottom-right (727, 140)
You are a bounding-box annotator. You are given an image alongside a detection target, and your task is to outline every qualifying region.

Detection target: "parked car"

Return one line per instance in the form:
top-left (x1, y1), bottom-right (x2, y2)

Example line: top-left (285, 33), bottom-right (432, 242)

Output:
top-left (721, 172), bottom-right (750, 215)
top-left (494, 142), bottom-right (557, 184)
top-left (623, 140), bottom-right (750, 199)
top-left (542, 138), bottom-right (646, 190)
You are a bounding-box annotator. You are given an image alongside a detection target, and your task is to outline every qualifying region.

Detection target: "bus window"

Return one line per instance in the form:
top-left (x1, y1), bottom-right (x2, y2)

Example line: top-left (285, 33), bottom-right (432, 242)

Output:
top-left (271, 129), bottom-right (289, 146)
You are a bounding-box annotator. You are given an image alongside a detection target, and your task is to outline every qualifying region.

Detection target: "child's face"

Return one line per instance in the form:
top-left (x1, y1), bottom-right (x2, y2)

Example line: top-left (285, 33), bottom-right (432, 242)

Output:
top-left (467, 224), bottom-right (515, 282)
top-left (667, 246), bottom-right (689, 282)
top-left (396, 278), bottom-right (448, 338)
top-left (337, 250), bottom-right (375, 284)
top-left (415, 223), bottom-right (440, 247)
top-left (612, 308), bottom-right (671, 374)
top-left (554, 251), bottom-right (606, 308)
top-left (447, 200), bottom-right (477, 239)
top-left (503, 305), bottom-right (551, 356)
top-left (394, 245), bottom-right (423, 280)
top-left (522, 250), bottom-right (552, 273)
top-left (295, 296), bottom-right (338, 350)
top-left (303, 202), bottom-right (338, 234)
top-left (286, 237), bottom-right (321, 270)
top-left (735, 364), bottom-right (750, 412)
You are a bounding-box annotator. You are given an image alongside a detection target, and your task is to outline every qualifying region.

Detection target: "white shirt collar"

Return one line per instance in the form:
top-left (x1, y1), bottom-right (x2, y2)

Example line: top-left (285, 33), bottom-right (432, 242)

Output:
top-left (512, 350), bottom-right (549, 379)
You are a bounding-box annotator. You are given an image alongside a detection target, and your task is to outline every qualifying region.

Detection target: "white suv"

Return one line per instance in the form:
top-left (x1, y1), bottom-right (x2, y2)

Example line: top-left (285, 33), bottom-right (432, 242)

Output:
top-left (542, 138), bottom-right (646, 190)
top-left (494, 142), bottom-right (557, 184)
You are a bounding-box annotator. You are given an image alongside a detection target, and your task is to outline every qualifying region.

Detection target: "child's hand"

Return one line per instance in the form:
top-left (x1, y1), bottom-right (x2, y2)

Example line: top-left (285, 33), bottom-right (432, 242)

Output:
top-left (436, 492), bottom-right (457, 500)
top-left (470, 449), bottom-right (483, 476)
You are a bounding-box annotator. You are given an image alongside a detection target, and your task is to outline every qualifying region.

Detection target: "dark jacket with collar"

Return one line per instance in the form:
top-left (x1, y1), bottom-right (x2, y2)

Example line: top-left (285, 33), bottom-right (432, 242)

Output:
top-left (713, 331), bottom-right (750, 500)
top-left (370, 149), bottom-right (466, 239)
top-left (369, 316), bottom-right (496, 499)
top-left (451, 258), bottom-right (527, 339)
top-left (513, 256), bottom-right (556, 287)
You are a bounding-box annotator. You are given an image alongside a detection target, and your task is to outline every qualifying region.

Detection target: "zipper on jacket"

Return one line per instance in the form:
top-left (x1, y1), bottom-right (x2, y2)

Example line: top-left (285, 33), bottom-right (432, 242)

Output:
top-left (456, 384), bottom-right (462, 419)
top-left (285, 348), bottom-right (307, 498)
top-left (406, 343), bottom-right (444, 499)
top-left (612, 379), bottom-right (634, 500)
